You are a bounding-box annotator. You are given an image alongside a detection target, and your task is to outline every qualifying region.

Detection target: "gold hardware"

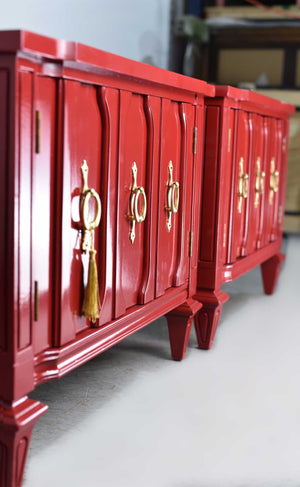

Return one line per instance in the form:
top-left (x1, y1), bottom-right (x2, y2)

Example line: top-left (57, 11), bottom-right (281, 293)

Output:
top-left (165, 161), bottom-right (180, 232)
top-left (193, 127), bottom-right (197, 155)
top-left (269, 157), bottom-right (279, 205)
top-left (80, 160), bottom-right (102, 251)
top-left (35, 110), bottom-right (41, 154)
top-left (189, 231), bottom-right (193, 258)
top-left (228, 129), bottom-right (231, 153)
top-left (34, 281), bottom-right (39, 322)
top-left (237, 157), bottom-right (248, 213)
top-left (129, 162), bottom-right (147, 244)
top-left (254, 157), bottom-right (265, 208)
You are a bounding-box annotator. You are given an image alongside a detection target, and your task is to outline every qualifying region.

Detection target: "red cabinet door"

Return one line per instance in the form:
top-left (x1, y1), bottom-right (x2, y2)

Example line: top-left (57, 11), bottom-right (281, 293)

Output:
top-left (247, 113), bottom-right (265, 253)
top-left (262, 117), bottom-right (278, 246)
top-left (156, 99), bottom-right (195, 297)
top-left (59, 80), bottom-right (118, 345)
top-left (276, 119), bottom-right (289, 239)
top-left (32, 75), bottom-right (57, 355)
top-left (114, 92), bottom-right (161, 316)
top-left (270, 118), bottom-right (285, 242)
top-left (228, 110), bottom-right (251, 263)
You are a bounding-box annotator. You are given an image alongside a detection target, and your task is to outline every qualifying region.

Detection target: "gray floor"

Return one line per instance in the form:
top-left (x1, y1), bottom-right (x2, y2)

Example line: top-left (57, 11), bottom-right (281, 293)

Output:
top-left (26, 235), bottom-right (300, 487)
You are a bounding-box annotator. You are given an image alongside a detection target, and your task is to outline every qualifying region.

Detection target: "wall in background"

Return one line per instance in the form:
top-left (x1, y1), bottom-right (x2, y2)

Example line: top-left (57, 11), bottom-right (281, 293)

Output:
top-left (0, 0), bottom-right (171, 68)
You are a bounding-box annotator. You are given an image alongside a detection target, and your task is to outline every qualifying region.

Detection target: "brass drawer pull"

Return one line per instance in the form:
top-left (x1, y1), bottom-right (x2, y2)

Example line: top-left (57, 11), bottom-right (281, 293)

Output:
top-left (80, 160), bottom-right (102, 252)
top-left (238, 157), bottom-right (248, 213)
top-left (269, 157), bottom-right (279, 204)
top-left (129, 162), bottom-right (147, 244)
top-left (255, 157), bottom-right (265, 208)
top-left (79, 160), bottom-right (102, 323)
top-left (166, 161), bottom-right (180, 232)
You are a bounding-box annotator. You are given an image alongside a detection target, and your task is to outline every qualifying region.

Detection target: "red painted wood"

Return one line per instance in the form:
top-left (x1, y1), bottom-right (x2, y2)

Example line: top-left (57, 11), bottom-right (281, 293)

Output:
top-left (32, 76), bottom-right (57, 355)
top-left (230, 110), bottom-right (251, 262)
top-left (60, 79), bottom-right (104, 341)
top-left (262, 117), bottom-right (277, 246)
top-left (0, 397), bottom-right (47, 487)
top-left (195, 87), bottom-right (294, 348)
top-left (188, 103), bottom-right (205, 297)
top-left (200, 105), bottom-right (220, 262)
top-left (116, 90), bottom-right (149, 312)
top-left (156, 100), bottom-right (194, 296)
top-left (261, 252), bottom-right (285, 295)
top-left (18, 70), bottom-right (33, 351)
top-left (1, 30), bottom-right (296, 487)
top-left (194, 289), bottom-right (229, 350)
top-left (247, 113), bottom-right (264, 253)
top-left (166, 299), bottom-right (202, 360)
top-left (0, 69), bottom-right (8, 352)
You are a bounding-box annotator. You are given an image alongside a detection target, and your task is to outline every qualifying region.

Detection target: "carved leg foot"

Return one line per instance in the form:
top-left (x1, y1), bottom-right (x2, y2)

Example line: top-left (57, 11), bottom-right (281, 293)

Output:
top-left (0, 397), bottom-right (47, 487)
top-left (166, 299), bottom-right (203, 361)
top-left (261, 252), bottom-right (285, 295)
top-left (194, 289), bottom-right (229, 350)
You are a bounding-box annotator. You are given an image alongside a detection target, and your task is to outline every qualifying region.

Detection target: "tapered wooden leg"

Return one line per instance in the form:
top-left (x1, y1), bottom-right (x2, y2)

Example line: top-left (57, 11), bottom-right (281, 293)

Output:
top-left (261, 252), bottom-right (285, 295)
top-left (194, 289), bottom-right (229, 350)
top-left (0, 397), bottom-right (47, 487)
top-left (166, 299), bottom-right (203, 361)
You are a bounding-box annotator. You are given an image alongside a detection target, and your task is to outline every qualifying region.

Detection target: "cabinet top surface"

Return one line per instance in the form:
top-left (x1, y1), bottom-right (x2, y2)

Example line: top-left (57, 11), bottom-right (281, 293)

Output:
top-left (215, 85), bottom-right (295, 115)
top-left (0, 29), bottom-right (215, 97)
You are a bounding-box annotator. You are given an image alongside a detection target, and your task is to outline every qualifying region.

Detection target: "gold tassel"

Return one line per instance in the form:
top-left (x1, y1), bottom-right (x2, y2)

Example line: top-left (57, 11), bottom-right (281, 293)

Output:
top-left (82, 233), bottom-right (101, 324)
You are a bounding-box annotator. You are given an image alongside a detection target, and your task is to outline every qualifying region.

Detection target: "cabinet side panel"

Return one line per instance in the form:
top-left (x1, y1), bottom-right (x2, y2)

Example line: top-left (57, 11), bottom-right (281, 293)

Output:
top-left (0, 70), bottom-right (8, 351)
top-left (200, 105), bottom-right (220, 262)
top-left (18, 70), bottom-right (33, 350)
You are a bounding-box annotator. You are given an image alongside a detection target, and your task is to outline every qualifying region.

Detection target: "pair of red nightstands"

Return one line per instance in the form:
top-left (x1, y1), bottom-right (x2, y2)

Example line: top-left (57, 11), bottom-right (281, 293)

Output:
top-left (0, 30), bottom-right (294, 487)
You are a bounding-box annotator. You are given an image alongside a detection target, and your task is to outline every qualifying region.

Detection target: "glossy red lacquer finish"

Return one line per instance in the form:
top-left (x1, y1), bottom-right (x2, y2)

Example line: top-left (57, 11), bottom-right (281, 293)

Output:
top-left (195, 86), bottom-right (294, 350)
top-left (0, 30), bottom-right (213, 486)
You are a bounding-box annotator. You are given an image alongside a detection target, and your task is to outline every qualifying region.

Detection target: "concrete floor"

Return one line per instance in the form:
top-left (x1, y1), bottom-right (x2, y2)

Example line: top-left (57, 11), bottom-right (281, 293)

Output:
top-left (26, 234), bottom-right (300, 487)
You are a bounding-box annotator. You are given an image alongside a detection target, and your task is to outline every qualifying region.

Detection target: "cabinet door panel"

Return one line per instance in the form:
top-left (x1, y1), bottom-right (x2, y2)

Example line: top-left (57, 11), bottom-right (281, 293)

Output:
top-left (270, 119), bottom-right (284, 241)
top-left (228, 110), bottom-right (250, 263)
top-left (32, 76), bottom-right (57, 355)
top-left (276, 120), bottom-right (289, 238)
top-left (247, 113), bottom-right (265, 253)
top-left (262, 117), bottom-right (278, 246)
top-left (60, 80), bottom-right (106, 344)
top-left (156, 100), bottom-right (194, 297)
top-left (115, 92), bottom-right (159, 315)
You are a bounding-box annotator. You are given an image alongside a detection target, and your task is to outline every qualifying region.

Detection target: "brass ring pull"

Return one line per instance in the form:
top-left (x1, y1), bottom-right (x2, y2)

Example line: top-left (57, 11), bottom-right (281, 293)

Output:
top-left (242, 174), bottom-right (249, 199)
top-left (81, 188), bottom-right (102, 232)
top-left (80, 160), bottom-right (102, 251)
top-left (129, 162), bottom-right (147, 244)
top-left (166, 161), bottom-right (180, 232)
top-left (132, 186), bottom-right (147, 224)
top-left (169, 181), bottom-right (180, 214)
top-left (238, 157), bottom-right (248, 213)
